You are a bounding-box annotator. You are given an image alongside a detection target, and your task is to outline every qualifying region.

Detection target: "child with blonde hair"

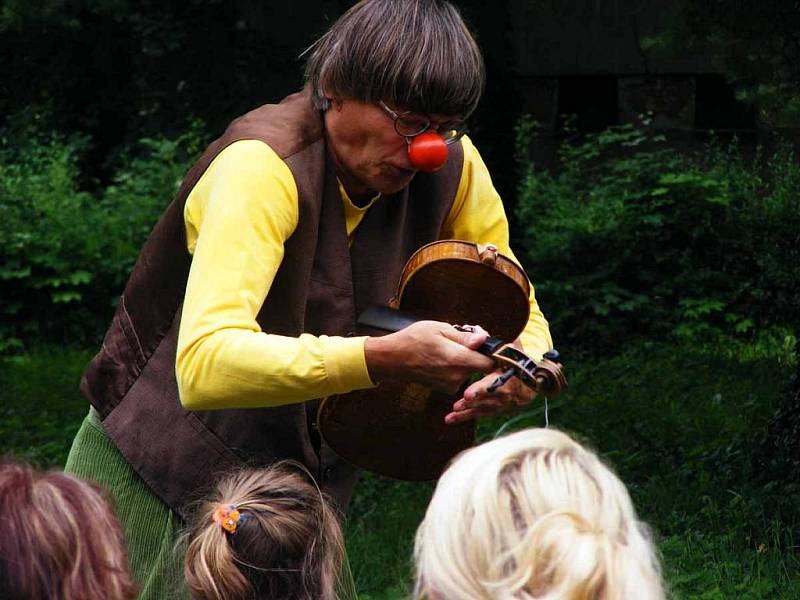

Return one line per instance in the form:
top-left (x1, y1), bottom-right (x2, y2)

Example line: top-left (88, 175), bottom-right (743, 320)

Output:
top-left (414, 428), bottom-right (665, 600)
top-left (0, 460), bottom-right (137, 600)
top-left (183, 462), bottom-right (346, 600)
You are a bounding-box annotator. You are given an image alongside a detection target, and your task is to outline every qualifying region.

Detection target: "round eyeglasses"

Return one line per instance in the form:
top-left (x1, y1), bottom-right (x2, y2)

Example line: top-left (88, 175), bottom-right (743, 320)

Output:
top-left (378, 100), bottom-right (467, 145)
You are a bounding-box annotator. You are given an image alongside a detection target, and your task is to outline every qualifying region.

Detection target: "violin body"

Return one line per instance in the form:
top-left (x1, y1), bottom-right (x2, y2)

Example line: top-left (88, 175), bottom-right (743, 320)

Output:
top-left (317, 240), bottom-right (532, 481)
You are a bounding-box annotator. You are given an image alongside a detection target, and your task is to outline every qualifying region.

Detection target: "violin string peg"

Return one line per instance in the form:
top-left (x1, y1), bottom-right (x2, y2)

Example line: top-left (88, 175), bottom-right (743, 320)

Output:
top-left (543, 349), bottom-right (560, 362)
top-left (487, 367), bottom-right (516, 394)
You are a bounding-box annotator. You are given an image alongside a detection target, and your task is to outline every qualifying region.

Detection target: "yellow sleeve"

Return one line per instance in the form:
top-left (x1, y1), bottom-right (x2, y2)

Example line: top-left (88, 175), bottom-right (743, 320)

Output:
top-left (441, 135), bottom-right (553, 359)
top-left (176, 139), bottom-right (374, 411)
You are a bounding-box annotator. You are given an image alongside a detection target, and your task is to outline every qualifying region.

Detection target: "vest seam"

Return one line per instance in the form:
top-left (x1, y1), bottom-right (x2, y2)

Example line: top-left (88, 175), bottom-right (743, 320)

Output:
top-left (281, 135), bottom-right (324, 161)
top-left (120, 295), bottom-right (147, 365)
top-left (308, 275), bottom-right (355, 293)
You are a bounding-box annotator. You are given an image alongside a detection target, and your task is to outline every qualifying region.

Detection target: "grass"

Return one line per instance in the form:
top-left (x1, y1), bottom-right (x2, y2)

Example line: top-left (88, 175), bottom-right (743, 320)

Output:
top-left (1, 342), bottom-right (799, 599)
top-left (0, 347), bottom-right (93, 467)
top-left (344, 341), bottom-right (800, 598)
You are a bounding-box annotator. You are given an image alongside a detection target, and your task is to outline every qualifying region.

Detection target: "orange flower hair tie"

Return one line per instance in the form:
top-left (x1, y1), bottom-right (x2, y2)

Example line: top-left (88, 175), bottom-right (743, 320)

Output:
top-left (212, 504), bottom-right (247, 534)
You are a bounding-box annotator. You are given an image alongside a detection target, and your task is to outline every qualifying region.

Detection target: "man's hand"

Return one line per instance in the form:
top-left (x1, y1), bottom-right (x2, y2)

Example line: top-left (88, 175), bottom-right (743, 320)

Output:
top-left (445, 339), bottom-right (537, 424)
top-left (364, 321), bottom-right (495, 393)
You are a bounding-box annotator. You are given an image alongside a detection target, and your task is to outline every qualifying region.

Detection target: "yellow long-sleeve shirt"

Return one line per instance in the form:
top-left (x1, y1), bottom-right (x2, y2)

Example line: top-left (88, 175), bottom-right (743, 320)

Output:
top-left (176, 136), bottom-right (551, 410)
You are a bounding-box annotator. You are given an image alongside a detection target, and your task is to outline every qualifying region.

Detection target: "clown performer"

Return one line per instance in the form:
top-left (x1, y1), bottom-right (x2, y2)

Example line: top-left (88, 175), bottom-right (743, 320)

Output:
top-left (65, 0), bottom-right (553, 597)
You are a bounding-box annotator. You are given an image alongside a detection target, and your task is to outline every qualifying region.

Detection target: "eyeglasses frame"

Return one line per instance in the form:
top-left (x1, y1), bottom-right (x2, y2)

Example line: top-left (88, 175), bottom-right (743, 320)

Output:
top-left (378, 100), bottom-right (467, 145)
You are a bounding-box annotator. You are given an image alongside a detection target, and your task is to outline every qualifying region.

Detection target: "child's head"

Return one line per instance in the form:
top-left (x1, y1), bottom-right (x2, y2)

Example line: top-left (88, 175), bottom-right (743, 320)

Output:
top-left (184, 462), bottom-right (344, 600)
top-left (0, 460), bottom-right (136, 600)
top-left (414, 428), bottom-right (665, 600)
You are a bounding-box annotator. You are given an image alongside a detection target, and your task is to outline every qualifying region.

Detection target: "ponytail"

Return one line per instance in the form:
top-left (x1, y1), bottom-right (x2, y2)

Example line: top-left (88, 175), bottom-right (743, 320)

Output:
top-left (185, 511), bottom-right (250, 600)
top-left (183, 463), bottom-right (345, 600)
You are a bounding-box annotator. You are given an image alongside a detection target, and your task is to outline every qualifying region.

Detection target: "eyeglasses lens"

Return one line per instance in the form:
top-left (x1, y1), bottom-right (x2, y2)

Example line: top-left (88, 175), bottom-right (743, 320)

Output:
top-left (437, 124), bottom-right (466, 143)
top-left (395, 115), bottom-right (429, 137)
top-left (384, 101), bottom-right (467, 143)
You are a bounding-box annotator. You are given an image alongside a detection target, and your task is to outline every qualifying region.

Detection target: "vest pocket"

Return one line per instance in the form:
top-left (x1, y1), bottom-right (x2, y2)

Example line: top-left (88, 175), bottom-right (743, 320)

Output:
top-left (184, 411), bottom-right (244, 464)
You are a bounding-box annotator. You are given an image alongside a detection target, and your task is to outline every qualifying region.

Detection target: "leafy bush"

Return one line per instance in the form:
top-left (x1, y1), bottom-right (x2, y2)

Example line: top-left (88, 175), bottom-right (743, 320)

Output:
top-left (92, 121), bottom-right (208, 292)
top-left (0, 122), bottom-right (207, 350)
top-left (515, 118), bottom-right (800, 352)
top-left (0, 133), bottom-right (95, 351)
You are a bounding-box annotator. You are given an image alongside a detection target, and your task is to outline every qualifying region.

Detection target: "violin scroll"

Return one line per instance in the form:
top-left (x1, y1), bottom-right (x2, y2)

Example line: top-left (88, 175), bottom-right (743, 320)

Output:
top-left (486, 344), bottom-right (567, 397)
top-left (532, 356), bottom-right (567, 397)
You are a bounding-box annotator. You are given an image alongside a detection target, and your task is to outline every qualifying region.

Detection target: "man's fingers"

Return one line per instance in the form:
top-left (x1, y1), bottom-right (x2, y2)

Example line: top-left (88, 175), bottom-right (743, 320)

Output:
top-left (466, 372), bottom-right (537, 403)
top-left (445, 403), bottom-right (515, 424)
top-left (409, 323), bottom-right (492, 374)
top-left (447, 371), bottom-right (538, 423)
top-left (452, 395), bottom-right (504, 413)
top-left (368, 320), bottom-right (497, 388)
top-left (438, 324), bottom-right (488, 351)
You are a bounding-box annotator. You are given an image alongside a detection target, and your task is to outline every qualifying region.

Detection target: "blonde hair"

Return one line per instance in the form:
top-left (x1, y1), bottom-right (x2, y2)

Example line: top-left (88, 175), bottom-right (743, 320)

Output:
top-left (183, 462), bottom-right (344, 600)
top-left (0, 460), bottom-right (137, 600)
top-left (413, 429), bottom-right (665, 600)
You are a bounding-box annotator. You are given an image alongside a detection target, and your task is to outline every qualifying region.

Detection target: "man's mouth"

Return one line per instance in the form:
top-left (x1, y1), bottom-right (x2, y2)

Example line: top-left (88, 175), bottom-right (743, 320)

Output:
top-left (386, 163), bottom-right (416, 177)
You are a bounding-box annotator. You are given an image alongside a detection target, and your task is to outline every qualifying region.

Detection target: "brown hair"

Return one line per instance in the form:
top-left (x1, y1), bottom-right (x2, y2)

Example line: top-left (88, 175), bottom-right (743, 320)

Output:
top-left (183, 462), bottom-right (345, 600)
top-left (304, 0), bottom-right (485, 117)
top-left (0, 460), bottom-right (137, 600)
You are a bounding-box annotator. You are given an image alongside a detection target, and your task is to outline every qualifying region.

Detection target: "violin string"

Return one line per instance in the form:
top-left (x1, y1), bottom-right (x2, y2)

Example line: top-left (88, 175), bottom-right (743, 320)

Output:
top-left (544, 396), bottom-right (549, 428)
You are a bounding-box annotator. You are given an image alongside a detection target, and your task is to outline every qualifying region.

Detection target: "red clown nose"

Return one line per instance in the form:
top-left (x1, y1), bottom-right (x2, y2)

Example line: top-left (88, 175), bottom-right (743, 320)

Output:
top-left (407, 132), bottom-right (449, 172)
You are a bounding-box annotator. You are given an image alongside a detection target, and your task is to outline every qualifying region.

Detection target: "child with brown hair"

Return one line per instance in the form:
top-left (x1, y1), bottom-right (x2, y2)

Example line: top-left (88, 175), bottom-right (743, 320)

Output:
top-left (183, 462), bottom-right (346, 600)
top-left (0, 460), bottom-right (137, 600)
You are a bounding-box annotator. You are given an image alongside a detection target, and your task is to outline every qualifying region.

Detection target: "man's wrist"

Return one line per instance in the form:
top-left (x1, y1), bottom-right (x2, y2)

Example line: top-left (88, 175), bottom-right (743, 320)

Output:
top-left (364, 335), bottom-right (391, 385)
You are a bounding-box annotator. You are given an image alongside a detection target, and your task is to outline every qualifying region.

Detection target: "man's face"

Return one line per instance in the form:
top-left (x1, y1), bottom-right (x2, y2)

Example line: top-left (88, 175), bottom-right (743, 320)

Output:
top-left (324, 97), bottom-right (458, 198)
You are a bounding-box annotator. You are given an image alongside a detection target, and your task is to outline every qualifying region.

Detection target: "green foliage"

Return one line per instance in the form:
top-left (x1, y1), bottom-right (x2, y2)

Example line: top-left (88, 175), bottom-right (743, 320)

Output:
top-left (0, 0), bottom-right (128, 32)
top-left (515, 120), bottom-right (800, 352)
top-left (93, 121), bottom-right (208, 292)
top-left (0, 122), bottom-right (207, 350)
top-left (660, 527), bottom-right (800, 599)
top-left (757, 360), bottom-right (800, 492)
top-left (0, 1), bottom-right (325, 164)
top-left (0, 347), bottom-right (93, 467)
top-left (0, 132), bottom-right (96, 348)
top-left (644, 0), bottom-right (800, 126)
top-left (346, 474), bottom-right (432, 598)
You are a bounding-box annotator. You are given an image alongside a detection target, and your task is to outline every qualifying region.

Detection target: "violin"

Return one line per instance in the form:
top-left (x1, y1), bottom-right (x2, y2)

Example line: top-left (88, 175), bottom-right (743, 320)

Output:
top-left (317, 240), bottom-right (566, 481)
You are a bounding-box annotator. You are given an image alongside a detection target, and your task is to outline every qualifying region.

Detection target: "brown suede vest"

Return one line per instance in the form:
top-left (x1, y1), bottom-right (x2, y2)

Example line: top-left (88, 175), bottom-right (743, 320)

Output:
top-left (80, 88), bottom-right (464, 516)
